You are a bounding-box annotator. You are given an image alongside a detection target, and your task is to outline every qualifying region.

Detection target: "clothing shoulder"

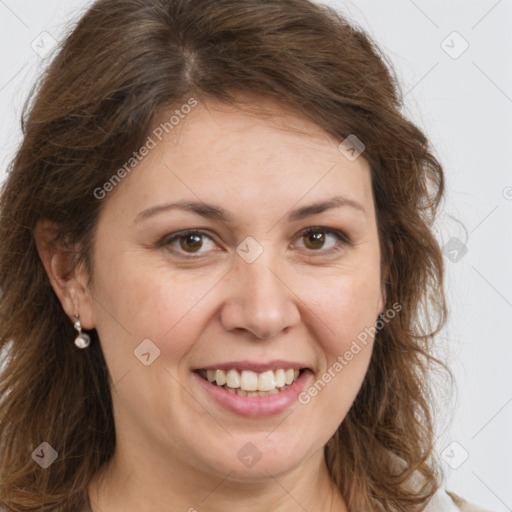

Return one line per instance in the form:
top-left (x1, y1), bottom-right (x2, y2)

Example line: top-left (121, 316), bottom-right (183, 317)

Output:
top-left (425, 486), bottom-right (496, 512)
top-left (401, 458), bottom-right (496, 512)
top-left (446, 490), bottom-right (496, 512)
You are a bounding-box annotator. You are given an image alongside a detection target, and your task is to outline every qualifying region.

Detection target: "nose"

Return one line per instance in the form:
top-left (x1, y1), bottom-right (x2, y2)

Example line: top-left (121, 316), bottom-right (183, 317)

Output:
top-left (219, 253), bottom-right (301, 340)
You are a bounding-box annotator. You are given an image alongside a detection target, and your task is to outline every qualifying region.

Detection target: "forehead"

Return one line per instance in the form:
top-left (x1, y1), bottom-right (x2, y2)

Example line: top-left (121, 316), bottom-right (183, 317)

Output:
top-left (101, 96), bottom-right (375, 226)
top-left (154, 96), bottom-right (355, 165)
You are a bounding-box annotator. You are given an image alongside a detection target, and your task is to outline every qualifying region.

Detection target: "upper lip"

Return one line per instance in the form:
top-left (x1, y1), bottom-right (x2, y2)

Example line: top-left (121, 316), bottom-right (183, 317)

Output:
top-left (194, 360), bottom-right (310, 373)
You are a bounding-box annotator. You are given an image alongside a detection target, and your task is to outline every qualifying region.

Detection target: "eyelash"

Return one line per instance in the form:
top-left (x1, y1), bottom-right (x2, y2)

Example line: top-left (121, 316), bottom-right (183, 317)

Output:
top-left (158, 226), bottom-right (351, 259)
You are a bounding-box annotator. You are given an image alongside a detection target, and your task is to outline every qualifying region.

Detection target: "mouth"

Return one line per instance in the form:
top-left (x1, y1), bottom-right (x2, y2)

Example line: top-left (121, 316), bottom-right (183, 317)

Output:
top-left (194, 367), bottom-right (307, 397)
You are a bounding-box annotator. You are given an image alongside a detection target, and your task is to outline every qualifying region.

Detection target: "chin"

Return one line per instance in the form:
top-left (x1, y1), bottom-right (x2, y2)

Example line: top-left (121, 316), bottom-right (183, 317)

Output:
top-left (189, 434), bottom-right (312, 482)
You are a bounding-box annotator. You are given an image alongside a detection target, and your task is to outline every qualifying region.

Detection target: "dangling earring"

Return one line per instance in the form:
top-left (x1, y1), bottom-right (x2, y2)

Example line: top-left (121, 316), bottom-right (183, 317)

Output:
top-left (74, 314), bottom-right (91, 349)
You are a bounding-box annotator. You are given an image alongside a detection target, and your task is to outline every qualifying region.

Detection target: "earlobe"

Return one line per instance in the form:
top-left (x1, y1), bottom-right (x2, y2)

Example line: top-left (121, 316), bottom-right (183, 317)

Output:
top-left (34, 220), bottom-right (95, 330)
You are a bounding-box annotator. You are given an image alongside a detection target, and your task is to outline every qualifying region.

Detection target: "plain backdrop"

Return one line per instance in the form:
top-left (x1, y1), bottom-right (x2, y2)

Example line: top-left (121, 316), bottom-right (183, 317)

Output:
top-left (1, 1), bottom-right (511, 510)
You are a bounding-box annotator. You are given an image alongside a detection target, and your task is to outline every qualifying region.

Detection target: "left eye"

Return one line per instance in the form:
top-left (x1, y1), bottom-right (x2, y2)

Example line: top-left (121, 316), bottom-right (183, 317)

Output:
top-left (160, 227), bottom-right (349, 258)
top-left (296, 227), bottom-right (348, 253)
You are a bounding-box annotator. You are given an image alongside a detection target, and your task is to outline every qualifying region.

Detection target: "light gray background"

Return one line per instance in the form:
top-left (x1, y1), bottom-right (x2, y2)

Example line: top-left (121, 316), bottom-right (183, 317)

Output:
top-left (1, 1), bottom-right (511, 510)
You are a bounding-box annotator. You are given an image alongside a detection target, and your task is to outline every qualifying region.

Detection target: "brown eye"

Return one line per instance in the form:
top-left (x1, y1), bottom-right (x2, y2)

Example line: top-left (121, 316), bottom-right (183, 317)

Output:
top-left (303, 230), bottom-right (326, 250)
top-left (162, 230), bottom-right (217, 256)
top-left (159, 226), bottom-right (350, 260)
top-left (179, 233), bottom-right (203, 253)
top-left (296, 227), bottom-right (349, 254)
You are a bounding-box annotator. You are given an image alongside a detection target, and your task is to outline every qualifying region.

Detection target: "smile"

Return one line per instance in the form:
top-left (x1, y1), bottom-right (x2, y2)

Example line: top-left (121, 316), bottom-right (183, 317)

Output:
top-left (196, 368), bottom-right (303, 396)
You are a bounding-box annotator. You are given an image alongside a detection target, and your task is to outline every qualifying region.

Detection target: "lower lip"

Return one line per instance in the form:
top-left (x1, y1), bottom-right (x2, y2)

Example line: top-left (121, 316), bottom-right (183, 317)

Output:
top-left (192, 370), bottom-right (312, 417)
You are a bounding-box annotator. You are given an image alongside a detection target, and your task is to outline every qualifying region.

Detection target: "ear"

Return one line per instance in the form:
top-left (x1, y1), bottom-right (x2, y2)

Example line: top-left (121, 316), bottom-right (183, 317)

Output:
top-left (34, 220), bottom-right (96, 330)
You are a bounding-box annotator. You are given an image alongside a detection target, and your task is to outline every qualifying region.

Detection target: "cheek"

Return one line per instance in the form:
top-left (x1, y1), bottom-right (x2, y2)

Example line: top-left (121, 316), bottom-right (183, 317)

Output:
top-left (299, 276), bottom-right (381, 414)
top-left (305, 265), bottom-right (382, 354)
top-left (91, 248), bottom-right (221, 361)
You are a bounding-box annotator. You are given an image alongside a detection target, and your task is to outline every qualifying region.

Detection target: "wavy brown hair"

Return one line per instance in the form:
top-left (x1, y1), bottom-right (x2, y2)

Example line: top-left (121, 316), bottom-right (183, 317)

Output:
top-left (0, 0), bottom-right (452, 510)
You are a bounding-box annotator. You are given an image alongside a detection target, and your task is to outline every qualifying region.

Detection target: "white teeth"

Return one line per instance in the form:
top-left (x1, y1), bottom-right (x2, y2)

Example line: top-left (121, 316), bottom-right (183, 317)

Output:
top-left (284, 369), bottom-right (295, 385)
top-left (226, 369), bottom-right (240, 388)
top-left (201, 367), bottom-right (303, 392)
top-left (275, 369), bottom-right (286, 388)
top-left (215, 369), bottom-right (226, 386)
top-left (240, 370), bottom-right (259, 391)
top-left (258, 370), bottom-right (276, 391)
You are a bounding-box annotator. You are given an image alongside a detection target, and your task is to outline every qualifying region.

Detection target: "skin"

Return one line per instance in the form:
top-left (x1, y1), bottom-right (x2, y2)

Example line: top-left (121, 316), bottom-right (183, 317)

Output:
top-left (36, 95), bottom-right (385, 512)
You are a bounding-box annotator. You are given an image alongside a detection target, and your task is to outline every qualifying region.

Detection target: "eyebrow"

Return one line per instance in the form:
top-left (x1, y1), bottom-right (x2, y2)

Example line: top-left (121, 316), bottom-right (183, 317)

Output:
top-left (134, 194), bottom-right (366, 225)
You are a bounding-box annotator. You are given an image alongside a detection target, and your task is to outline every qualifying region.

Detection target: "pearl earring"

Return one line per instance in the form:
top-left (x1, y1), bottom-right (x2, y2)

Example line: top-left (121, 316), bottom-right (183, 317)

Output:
top-left (73, 315), bottom-right (90, 349)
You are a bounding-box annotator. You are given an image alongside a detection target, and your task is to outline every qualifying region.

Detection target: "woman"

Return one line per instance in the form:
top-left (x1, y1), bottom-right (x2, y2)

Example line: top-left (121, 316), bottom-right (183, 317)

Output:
top-left (0, 0), bottom-right (494, 511)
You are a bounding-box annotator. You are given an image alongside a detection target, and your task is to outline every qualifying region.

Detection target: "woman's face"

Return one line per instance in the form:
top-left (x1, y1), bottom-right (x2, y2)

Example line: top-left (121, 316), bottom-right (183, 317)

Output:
top-left (83, 97), bottom-right (385, 482)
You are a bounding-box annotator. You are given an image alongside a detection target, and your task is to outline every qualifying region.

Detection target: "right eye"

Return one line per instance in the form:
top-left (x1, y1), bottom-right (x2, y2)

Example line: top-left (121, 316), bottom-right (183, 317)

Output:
top-left (159, 229), bottom-right (219, 258)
